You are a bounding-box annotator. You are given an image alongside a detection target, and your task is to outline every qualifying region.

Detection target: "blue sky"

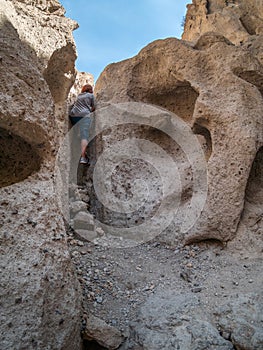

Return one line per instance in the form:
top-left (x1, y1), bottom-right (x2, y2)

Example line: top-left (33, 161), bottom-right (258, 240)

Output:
top-left (60, 0), bottom-right (190, 83)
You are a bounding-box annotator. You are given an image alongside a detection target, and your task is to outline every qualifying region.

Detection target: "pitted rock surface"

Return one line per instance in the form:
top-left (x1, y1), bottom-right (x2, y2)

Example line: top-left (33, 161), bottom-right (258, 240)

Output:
top-left (0, 1), bottom-right (82, 349)
top-left (95, 27), bottom-right (263, 244)
top-left (182, 0), bottom-right (263, 45)
top-left (1, 1), bottom-right (263, 349)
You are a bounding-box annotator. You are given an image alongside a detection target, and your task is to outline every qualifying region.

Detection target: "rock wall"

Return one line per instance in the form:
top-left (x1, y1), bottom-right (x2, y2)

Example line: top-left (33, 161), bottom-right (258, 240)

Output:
top-left (0, 1), bottom-right (82, 349)
top-left (94, 0), bottom-right (263, 244)
top-left (182, 0), bottom-right (263, 45)
top-left (68, 70), bottom-right (94, 106)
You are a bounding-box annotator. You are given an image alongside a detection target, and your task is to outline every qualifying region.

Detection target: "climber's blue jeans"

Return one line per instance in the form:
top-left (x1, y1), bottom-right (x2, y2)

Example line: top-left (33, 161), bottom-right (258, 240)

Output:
top-left (69, 115), bottom-right (91, 141)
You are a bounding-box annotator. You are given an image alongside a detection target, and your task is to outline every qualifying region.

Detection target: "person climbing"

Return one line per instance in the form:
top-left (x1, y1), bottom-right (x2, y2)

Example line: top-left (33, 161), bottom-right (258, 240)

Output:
top-left (69, 84), bottom-right (96, 164)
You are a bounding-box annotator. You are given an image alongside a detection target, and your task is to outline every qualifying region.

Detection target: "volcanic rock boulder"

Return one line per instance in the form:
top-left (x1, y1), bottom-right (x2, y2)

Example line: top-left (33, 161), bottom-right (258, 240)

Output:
top-left (130, 290), bottom-right (263, 350)
top-left (95, 24), bottom-right (263, 243)
top-left (182, 0), bottom-right (263, 45)
top-left (0, 1), bottom-right (82, 349)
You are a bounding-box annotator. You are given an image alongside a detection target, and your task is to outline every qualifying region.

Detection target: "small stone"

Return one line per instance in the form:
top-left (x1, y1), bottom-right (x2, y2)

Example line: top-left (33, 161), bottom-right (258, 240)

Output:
top-left (192, 287), bottom-right (202, 293)
top-left (79, 247), bottom-right (92, 255)
top-left (73, 211), bottom-right (94, 231)
top-left (71, 250), bottom-right (80, 258)
top-left (180, 270), bottom-right (192, 283)
top-left (96, 227), bottom-right (105, 236)
top-left (70, 201), bottom-right (87, 215)
top-left (221, 331), bottom-right (231, 340)
top-left (75, 229), bottom-right (97, 242)
top-left (189, 250), bottom-right (196, 257)
top-left (83, 315), bottom-right (124, 349)
top-left (69, 183), bottom-right (80, 199)
top-left (143, 284), bottom-right (155, 292)
top-left (96, 296), bottom-right (103, 304)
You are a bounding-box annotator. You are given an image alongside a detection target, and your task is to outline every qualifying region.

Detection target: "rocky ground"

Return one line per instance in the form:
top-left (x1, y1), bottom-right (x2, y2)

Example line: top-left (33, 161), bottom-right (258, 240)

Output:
top-left (66, 183), bottom-right (263, 350)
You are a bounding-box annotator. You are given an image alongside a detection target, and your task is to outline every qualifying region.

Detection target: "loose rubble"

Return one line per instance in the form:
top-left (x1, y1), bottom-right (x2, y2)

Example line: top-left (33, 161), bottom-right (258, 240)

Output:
top-left (67, 182), bottom-right (263, 349)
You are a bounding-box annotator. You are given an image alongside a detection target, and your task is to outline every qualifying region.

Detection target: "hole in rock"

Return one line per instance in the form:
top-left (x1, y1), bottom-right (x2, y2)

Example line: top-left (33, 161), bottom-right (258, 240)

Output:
top-left (0, 127), bottom-right (41, 188)
top-left (83, 339), bottom-right (107, 350)
top-left (137, 83), bottom-right (199, 124)
top-left (127, 60), bottom-right (199, 123)
top-left (192, 123), bottom-right (212, 160)
top-left (239, 16), bottom-right (257, 35)
top-left (197, 238), bottom-right (226, 248)
top-left (245, 146), bottom-right (263, 205)
top-left (232, 68), bottom-right (263, 97)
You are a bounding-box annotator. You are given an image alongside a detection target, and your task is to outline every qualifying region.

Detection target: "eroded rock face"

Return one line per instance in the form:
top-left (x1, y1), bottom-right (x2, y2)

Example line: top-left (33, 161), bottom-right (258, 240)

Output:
top-left (130, 291), bottom-right (263, 350)
top-left (0, 182), bottom-right (81, 350)
top-left (0, 0), bottom-right (82, 349)
top-left (0, 128), bottom-right (41, 187)
top-left (182, 0), bottom-right (263, 45)
top-left (68, 70), bottom-right (94, 106)
top-left (95, 2), bottom-right (263, 243)
top-left (0, 0), bottom-right (78, 160)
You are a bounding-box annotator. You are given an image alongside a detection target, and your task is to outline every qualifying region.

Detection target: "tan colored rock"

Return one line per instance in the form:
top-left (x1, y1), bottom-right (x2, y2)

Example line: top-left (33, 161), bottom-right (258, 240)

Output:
top-left (70, 200), bottom-right (88, 215)
top-left (68, 70), bottom-right (94, 106)
top-left (95, 32), bottom-right (263, 243)
top-left (0, 0), bottom-right (78, 161)
top-left (0, 181), bottom-right (82, 350)
top-left (182, 0), bottom-right (263, 45)
top-left (0, 0), bottom-right (82, 349)
top-left (73, 211), bottom-right (95, 231)
top-left (242, 34), bottom-right (263, 66)
top-left (83, 314), bottom-right (124, 350)
top-left (74, 229), bottom-right (98, 241)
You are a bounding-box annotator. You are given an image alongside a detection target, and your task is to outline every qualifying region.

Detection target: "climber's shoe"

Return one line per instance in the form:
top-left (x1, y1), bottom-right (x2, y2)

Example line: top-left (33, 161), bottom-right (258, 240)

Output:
top-left (80, 157), bottom-right (89, 164)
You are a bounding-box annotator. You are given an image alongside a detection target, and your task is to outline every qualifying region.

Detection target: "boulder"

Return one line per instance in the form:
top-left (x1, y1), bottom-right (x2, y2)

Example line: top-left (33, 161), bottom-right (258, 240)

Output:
top-left (182, 0), bottom-right (263, 45)
top-left (0, 0), bottom-right (82, 349)
top-left (73, 211), bottom-right (95, 231)
top-left (83, 314), bottom-right (124, 350)
top-left (95, 28), bottom-right (263, 244)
